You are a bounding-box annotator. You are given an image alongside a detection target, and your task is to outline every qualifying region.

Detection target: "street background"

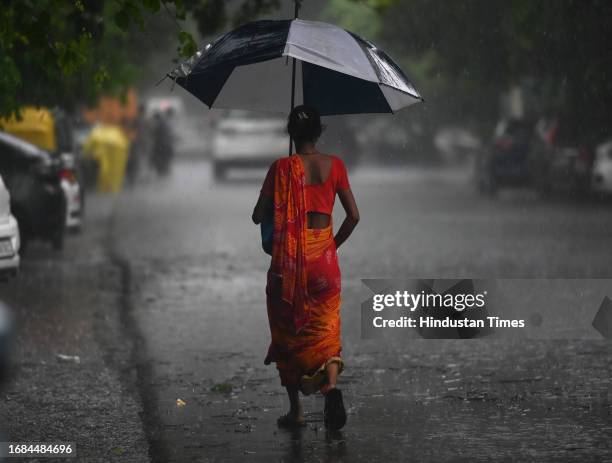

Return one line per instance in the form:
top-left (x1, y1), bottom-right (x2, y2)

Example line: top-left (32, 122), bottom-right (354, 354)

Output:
top-left (1, 0), bottom-right (612, 461)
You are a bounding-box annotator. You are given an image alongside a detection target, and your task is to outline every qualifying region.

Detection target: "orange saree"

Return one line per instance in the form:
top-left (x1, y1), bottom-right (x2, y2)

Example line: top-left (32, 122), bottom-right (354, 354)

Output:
top-left (264, 156), bottom-right (342, 387)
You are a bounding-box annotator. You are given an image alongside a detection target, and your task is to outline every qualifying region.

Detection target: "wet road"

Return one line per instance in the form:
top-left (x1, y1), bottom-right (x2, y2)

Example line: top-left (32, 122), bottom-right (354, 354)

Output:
top-left (0, 197), bottom-right (149, 461)
top-left (1, 158), bottom-right (611, 462)
top-left (111, 160), bottom-right (611, 462)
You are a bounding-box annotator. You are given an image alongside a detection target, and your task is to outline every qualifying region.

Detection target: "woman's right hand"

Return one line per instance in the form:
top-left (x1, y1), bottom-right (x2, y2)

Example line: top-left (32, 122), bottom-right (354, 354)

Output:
top-left (334, 188), bottom-right (360, 248)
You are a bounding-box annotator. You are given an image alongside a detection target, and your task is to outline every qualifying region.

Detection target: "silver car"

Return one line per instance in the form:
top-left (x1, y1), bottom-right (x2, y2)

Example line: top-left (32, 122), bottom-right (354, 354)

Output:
top-left (212, 110), bottom-right (287, 180)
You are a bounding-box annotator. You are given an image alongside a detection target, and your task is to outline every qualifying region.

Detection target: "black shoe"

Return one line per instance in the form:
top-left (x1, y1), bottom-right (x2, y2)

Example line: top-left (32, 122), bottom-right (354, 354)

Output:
top-left (324, 388), bottom-right (347, 430)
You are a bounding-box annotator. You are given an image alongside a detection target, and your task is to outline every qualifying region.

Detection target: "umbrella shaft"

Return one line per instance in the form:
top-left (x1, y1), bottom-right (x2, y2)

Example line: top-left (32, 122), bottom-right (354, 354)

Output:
top-left (294, 0), bottom-right (301, 19)
top-left (289, 0), bottom-right (300, 155)
top-left (289, 56), bottom-right (296, 155)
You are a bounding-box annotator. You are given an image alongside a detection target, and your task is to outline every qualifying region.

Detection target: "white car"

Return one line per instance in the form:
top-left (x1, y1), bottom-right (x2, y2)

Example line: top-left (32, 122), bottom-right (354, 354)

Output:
top-left (0, 175), bottom-right (19, 278)
top-left (592, 140), bottom-right (612, 194)
top-left (59, 153), bottom-right (82, 230)
top-left (212, 110), bottom-right (287, 180)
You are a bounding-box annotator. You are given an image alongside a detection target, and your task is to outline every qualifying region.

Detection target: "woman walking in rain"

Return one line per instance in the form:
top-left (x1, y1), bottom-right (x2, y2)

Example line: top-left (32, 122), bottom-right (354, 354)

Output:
top-left (252, 105), bottom-right (360, 430)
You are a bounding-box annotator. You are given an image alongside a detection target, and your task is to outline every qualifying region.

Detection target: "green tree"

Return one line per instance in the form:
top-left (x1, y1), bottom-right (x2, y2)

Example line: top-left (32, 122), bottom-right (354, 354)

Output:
top-left (0, 0), bottom-right (280, 116)
top-left (330, 0), bottom-right (612, 140)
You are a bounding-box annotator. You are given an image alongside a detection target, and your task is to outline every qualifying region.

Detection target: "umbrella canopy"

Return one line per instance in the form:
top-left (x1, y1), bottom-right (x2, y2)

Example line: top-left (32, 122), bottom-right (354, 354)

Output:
top-left (169, 19), bottom-right (423, 116)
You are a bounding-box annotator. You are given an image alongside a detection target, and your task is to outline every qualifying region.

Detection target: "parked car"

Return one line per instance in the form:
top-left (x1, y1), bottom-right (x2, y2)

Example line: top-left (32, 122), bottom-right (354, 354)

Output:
top-left (54, 110), bottom-right (84, 229)
top-left (0, 175), bottom-right (19, 278)
top-left (531, 116), bottom-right (594, 195)
top-left (0, 132), bottom-right (66, 251)
top-left (475, 118), bottom-right (536, 195)
top-left (0, 107), bottom-right (85, 229)
top-left (59, 153), bottom-right (83, 231)
top-left (592, 139), bottom-right (612, 194)
top-left (212, 110), bottom-right (287, 180)
top-left (435, 127), bottom-right (482, 164)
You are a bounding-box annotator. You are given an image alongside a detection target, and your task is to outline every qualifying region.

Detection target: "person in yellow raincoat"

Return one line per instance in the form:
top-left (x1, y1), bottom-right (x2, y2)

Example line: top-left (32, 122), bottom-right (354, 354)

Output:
top-left (82, 125), bottom-right (130, 193)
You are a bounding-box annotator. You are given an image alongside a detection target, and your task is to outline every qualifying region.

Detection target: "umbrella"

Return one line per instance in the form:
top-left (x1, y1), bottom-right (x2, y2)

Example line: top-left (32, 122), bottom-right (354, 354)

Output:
top-left (168, 5), bottom-right (423, 152)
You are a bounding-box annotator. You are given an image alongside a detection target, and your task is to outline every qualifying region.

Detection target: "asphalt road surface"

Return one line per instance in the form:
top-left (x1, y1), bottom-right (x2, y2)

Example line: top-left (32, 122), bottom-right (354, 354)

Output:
top-left (1, 159), bottom-right (611, 462)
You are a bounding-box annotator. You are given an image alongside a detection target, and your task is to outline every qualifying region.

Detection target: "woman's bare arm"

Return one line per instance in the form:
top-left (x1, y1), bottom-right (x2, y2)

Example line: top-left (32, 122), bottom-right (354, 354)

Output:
top-left (334, 188), bottom-right (360, 249)
top-left (252, 193), bottom-right (273, 224)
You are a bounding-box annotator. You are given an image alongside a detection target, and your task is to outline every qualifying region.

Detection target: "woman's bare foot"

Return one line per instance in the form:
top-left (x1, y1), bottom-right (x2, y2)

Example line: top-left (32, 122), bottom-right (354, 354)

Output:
top-left (278, 386), bottom-right (305, 428)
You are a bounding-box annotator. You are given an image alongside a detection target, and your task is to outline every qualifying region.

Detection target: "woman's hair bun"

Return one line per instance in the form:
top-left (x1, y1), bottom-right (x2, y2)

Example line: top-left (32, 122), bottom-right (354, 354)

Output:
top-left (287, 105), bottom-right (323, 142)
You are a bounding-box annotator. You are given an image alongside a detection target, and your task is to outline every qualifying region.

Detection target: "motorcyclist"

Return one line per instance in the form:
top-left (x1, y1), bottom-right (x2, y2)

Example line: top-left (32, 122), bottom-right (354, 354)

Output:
top-left (150, 110), bottom-right (175, 177)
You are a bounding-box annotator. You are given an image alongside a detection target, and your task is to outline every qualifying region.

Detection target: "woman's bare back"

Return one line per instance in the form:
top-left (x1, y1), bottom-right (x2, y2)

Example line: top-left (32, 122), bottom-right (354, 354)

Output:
top-left (296, 153), bottom-right (333, 186)
top-left (296, 153), bottom-right (333, 228)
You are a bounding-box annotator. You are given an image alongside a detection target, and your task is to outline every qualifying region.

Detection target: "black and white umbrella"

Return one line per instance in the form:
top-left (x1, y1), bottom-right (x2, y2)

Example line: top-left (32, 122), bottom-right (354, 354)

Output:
top-left (168, 18), bottom-right (423, 117)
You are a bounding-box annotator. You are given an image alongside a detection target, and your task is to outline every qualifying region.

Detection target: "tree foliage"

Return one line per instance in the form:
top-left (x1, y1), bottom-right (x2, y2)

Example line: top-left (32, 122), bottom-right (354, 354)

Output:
top-left (184, 0), bottom-right (280, 37)
top-left (0, 0), bottom-right (280, 116)
top-left (333, 0), bottom-right (612, 139)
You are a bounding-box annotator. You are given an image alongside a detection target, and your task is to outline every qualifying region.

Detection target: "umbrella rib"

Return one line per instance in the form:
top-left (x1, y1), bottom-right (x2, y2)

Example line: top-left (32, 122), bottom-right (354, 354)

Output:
top-left (379, 82), bottom-right (425, 102)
